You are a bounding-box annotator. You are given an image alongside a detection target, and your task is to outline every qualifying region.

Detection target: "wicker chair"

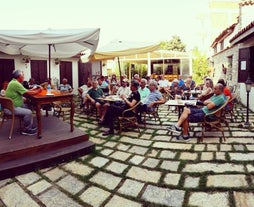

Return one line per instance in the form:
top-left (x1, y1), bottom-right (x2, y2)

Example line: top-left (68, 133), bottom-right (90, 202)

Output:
top-left (141, 103), bottom-right (162, 127)
top-left (52, 101), bottom-right (72, 121)
top-left (118, 101), bottom-right (141, 133)
top-left (195, 96), bottom-right (230, 142)
top-left (224, 93), bottom-right (238, 123)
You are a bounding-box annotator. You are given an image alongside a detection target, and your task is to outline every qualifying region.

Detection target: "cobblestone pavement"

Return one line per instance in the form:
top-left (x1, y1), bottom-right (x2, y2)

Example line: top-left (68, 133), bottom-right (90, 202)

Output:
top-left (1, 103), bottom-right (254, 207)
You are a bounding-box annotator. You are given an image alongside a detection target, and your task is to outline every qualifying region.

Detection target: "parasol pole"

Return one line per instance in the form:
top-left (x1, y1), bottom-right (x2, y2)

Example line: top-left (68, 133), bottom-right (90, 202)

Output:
top-left (117, 57), bottom-right (122, 82)
top-left (48, 44), bottom-right (51, 84)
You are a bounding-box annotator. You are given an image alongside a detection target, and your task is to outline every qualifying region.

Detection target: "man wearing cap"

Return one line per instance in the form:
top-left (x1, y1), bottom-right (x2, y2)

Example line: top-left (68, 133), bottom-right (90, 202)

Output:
top-left (116, 78), bottom-right (131, 97)
top-left (5, 69), bottom-right (42, 136)
top-left (102, 80), bottom-right (141, 136)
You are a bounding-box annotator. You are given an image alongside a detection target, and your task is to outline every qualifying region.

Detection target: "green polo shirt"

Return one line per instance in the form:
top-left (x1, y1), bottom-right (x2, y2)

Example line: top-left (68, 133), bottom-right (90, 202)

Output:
top-left (87, 87), bottom-right (103, 99)
top-left (5, 79), bottom-right (27, 107)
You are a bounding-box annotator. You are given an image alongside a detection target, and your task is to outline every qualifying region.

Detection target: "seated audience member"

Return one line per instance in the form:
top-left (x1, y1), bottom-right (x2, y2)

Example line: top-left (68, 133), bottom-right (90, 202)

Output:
top-left (217, 78), bottom-right (232, 109)
top-left (181, 78), bottom-right (192, 91)
top-left (1, 81), bottom-right (9, 96)
top-left (5, 70), bottom-right (42, 136)
top-left (86, 80), bottom-right (109, 123)
top-left (169, 79), bottom-right (183, 99)
top-left (167, 83), bottom-right (226, 141)
top-left (195, 76), bottom-right (209, 90)
top-left (58, 78), bottom-right (73, 92)
top-left (138, 78), bottom-right (150, 102)
top-left (198, 78), bottom-right (213, 101)
top-left (198, 78), bottom-right (214, 101)
top-left (178, 75), bottom-right (185, 87)
top-left (116, 78), bottom-right (131, 97)
top-left (78, 81), bottom-right (92, 108)
top-left (181, 78), bottom-right (192, 99)
top-left (102, 80), bottom-right (141, 136)
top-left (137, 80), bottom-right (165, 123)
top-left (98, 76), bottom-right (109, 96)
top-left (23, 80), bottom-right (29, 89)
top-left (133, 73), bottom-right (141, 83)
top-left (109, 74), bottom-right (119, 95)
top-left (28, 78), bottom-right (37, 89)
top-left (145, 75), bottom-right (151, 86)
top-left (188, 75), bottom-right (196, 90)
top-left (104, 76), bottom-right (109, 84)
top-left (158, 75), bottom-right (170, 94)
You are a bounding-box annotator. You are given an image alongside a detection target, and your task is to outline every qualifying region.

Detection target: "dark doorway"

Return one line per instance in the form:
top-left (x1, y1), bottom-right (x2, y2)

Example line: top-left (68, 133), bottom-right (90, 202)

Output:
top-left (0, 59), bottom-right (15, 88)
top-left (78, 61), bottom-right (92, 87)
top-left (60, 61), bottom-right (73, 87)
top-left (30, 60), bottom-right (47, 84)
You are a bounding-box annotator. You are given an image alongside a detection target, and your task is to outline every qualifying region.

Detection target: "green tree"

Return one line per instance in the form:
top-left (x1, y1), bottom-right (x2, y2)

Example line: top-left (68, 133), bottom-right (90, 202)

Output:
top-left (192, 47), bottom-right (211, 84)
top-left (160, 35), bottom-right (186, 52)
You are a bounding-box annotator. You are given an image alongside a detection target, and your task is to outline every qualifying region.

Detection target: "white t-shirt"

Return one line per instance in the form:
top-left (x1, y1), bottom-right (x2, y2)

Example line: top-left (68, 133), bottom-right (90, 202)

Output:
top-left (158, 79), bottom-right (169, 87)
top-left (116, 86), bottom-right (131, 97)
top-left (80, 85), bottom-right (91, 98)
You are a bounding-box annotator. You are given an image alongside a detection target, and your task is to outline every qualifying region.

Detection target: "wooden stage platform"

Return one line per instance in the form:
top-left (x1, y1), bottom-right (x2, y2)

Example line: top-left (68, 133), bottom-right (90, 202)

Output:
top-left (0, 116), bottom-right (95, 180)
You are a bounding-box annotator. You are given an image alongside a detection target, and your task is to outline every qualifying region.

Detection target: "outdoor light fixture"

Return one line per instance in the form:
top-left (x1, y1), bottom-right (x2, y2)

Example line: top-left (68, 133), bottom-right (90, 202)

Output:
top-left (244, 75), bottom-right (252, 127)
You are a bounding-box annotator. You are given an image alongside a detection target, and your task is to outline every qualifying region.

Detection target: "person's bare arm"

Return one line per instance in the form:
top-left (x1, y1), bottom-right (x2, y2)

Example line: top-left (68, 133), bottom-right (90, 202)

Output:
top-left (24, 87), bottom-right (42, 96)
top-left (203, 99), bottom-right (216, 110)
top-left (148, 97), bottom-right (165, 108)
top-left (86, 94), bottom-right (95, 104)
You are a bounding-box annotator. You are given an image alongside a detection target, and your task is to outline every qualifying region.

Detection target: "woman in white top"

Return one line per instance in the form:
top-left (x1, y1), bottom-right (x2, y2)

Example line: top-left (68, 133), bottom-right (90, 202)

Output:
top-left (198, 78), bottom-right (214, 101)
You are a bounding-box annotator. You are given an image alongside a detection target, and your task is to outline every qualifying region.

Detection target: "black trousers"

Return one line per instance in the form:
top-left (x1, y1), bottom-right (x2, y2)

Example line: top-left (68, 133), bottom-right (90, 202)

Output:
top-left (104, 103), bottom-right (134, 131)
top-left (137, 104), bottom-right (148, 122)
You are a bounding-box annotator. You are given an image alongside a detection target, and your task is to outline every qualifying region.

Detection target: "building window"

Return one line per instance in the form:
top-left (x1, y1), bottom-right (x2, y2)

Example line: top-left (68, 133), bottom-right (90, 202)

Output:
top-left (220, 40), bottom-right (224, 51)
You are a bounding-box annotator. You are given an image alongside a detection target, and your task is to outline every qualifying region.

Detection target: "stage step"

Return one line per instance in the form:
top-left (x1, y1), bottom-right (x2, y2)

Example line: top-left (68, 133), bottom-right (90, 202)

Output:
top-left (0, 116), bottom-right (95, 180)
top-left (0, 140), bottom-right (95, 180)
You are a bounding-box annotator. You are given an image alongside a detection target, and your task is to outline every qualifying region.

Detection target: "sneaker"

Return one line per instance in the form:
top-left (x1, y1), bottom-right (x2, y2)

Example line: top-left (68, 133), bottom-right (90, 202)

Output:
top-left (167, 125), bottom-right (182, 135)
top-left (21, 128), bottom-right (37, 136)
top-left (32, 126), bottom-right (37, 131)
top-left (176, 134), bottom-right (190, 142)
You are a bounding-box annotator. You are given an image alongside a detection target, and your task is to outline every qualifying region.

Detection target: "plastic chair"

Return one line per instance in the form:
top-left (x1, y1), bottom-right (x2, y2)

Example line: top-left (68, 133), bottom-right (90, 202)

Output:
top-left (0, 96), bottom-right (22, 139)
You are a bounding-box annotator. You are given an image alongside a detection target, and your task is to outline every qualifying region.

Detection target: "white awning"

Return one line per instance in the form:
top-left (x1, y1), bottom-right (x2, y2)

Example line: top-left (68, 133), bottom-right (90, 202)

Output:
top-left (0, 28), bottom-right (100, 58)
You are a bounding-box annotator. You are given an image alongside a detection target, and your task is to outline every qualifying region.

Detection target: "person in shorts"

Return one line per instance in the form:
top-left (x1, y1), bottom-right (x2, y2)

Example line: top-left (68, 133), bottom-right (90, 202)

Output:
top-left (86, 80), bottom-right (109, 123)
top-left (167, 83), bottom-right (226, 141)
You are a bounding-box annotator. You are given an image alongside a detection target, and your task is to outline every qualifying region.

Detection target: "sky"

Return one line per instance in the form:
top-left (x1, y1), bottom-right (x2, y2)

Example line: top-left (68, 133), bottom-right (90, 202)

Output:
top-left (0, 0), bottom-right (209, 50)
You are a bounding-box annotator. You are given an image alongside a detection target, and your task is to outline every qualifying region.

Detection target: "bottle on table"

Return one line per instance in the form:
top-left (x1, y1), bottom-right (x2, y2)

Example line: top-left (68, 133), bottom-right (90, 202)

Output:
top-left (47, 84), bottom-right (51, 94)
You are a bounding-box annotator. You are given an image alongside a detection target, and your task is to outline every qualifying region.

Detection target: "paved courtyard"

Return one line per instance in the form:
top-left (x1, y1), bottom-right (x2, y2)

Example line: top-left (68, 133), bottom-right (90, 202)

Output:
top-left (0, 102), bottom-right (254, 207)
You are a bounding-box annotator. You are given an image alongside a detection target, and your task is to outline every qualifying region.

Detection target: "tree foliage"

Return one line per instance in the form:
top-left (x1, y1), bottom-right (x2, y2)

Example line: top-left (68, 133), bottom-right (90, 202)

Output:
top-left (160, 35), bottom-right (186, 52)
top-left (192, 47), bottom-right (211, 84)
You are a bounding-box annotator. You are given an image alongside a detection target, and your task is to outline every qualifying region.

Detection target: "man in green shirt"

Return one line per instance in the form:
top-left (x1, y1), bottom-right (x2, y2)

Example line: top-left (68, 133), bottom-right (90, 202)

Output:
top-left (167, 83), bottom-right (226, 141)
top-left (5, 70), bottom-right (42, 136)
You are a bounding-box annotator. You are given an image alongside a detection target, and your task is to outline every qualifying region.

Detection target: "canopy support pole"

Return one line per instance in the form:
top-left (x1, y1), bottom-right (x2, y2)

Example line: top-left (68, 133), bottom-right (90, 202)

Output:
top-left (48, 44), bottom-right (51, 83)
top-left (117, 57), bottom-right (122, 81)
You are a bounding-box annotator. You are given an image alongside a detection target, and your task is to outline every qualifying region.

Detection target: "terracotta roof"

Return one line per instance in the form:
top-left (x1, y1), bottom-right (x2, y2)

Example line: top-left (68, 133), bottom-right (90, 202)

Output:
top-left (211, 23), bottom-right (237, 48)
top-left (240, 0), bottom-right (254, 6)
top-left (230, 20), bottom-right (254, 43)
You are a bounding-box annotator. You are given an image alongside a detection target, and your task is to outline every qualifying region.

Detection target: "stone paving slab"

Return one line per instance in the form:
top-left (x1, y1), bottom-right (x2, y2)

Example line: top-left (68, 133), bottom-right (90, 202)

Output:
top-left (207, 174), bottom-right (248, 188)
top-left (0, 102), bottom-right (254, 206)
top-left (142, 185), bottom-right (185, 207)
top-left (0, 183), bottom-right (40, 207)
top-left (188, 192), bottom-right (229, 207)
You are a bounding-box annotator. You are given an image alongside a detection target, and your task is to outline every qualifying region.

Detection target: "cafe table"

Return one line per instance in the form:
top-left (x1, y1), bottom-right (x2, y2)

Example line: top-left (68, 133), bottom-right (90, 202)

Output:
top-left (27, 89), bottom-right (74, 139)
top-left (97, 95), bottom-right (123, 103)
top-left (183, 90), bottom-right (202, 99)
top-left (165, 99), bottom-right (197, 118)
